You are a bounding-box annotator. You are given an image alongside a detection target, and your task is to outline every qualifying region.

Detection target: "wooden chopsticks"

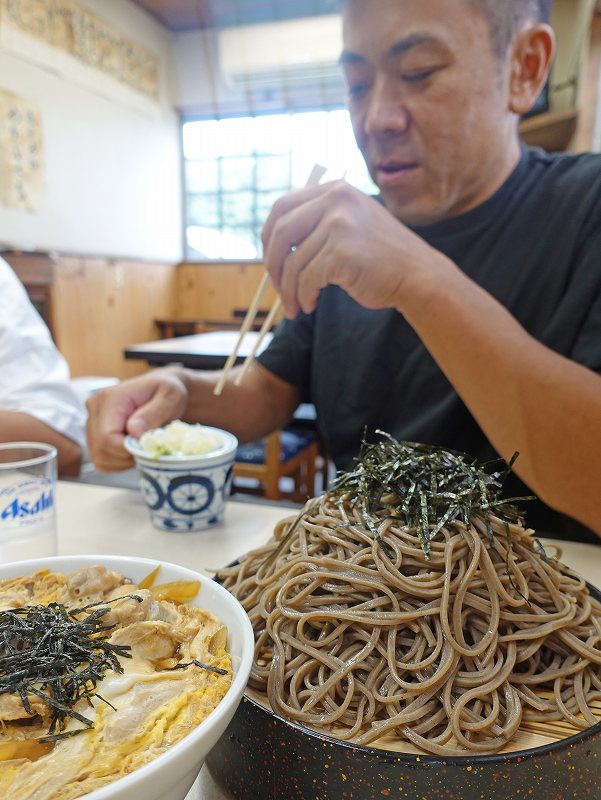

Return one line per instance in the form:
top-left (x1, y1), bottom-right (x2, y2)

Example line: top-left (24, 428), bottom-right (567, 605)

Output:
top-left (233, 295), bottom-right (282, 387)
top-left (213, 163), bottom-right (327, 396)
top-left (213, 271), bottom-right (271, 396)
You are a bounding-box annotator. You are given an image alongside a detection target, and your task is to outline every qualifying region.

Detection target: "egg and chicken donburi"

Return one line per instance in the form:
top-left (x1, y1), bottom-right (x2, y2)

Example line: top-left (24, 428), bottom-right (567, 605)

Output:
top-left (0, 564), bottom-right (232, 800)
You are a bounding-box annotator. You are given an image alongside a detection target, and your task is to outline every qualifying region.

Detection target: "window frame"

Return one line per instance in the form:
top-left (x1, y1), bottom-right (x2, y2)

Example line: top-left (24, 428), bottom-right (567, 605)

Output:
top-left (181, 107), bottom-right (375, 262)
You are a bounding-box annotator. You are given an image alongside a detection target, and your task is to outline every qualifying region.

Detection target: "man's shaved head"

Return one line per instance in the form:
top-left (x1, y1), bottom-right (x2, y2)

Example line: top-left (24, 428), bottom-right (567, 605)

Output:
top-left (338, 0), bottom-right (553, 60)
top-left (469, 0), bottom-right (553, 59)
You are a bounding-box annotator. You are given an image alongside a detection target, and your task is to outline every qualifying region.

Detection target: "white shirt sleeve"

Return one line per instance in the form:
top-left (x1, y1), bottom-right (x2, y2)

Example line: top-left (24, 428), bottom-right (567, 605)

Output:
top-left (0, 257), bottom-right (86, 449)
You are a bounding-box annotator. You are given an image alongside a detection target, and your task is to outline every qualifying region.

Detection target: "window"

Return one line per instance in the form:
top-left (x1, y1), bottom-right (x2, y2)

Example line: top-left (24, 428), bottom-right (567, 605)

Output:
top-left (182, 110), bottom-right (376, 260)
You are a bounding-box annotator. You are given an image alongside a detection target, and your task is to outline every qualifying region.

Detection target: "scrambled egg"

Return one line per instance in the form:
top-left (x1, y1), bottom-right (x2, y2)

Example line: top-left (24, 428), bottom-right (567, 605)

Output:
top-left (0, 565), bottom-right (232, 800)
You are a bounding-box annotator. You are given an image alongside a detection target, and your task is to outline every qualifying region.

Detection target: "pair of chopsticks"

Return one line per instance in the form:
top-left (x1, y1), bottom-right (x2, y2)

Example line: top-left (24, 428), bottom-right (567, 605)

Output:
top-left (213, 163), bottom-right (327, 396)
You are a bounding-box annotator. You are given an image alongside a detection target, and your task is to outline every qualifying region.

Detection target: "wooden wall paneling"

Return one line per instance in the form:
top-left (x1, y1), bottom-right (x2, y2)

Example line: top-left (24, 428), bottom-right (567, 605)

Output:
top-left (3, 251), bottom-right (56, 333)
top-left (175, 262), bottom-right (279, 320)
top-left (51, 257), bottom-right (177, 380)
top-left (573, 12), bottom-right (601, 151)
top-left (52, 257), bottom-right (105, 378)
top-left (120, 260), bottom-right (178, 374)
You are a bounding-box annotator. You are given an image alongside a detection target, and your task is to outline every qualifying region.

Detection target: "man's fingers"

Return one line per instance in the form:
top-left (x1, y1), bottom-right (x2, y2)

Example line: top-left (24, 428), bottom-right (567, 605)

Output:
top-left (297, 247), bottom-right (333, 316)
top-left (125, 380), bottom-right (187, 439)
top-left (85, 371), bottom-right (189, 472)
top-left (262, 184), bottom-right (336, 289)
top-left (261, 183), bottom-right (328, 252)
top-left (279, 224), bottom-right (330, 317)
top-left (126, 415), bottom-right (149, 439)
top-left (95, 434), bottom-right (135, 472)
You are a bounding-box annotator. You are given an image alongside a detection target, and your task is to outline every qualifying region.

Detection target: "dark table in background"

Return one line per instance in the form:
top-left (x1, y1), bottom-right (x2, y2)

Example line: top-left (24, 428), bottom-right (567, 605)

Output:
top-left (123, 329), bottom-right (316, 429)
top-left (124, 330), bottom-right (273, 370)
top-left (153, 312), bottom-right (270, 339)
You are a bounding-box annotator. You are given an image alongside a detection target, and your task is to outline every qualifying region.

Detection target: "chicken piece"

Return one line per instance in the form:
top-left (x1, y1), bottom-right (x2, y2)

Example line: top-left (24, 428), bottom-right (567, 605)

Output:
top-left (67, 565), bottom-right (123, 599)
top-left (102, 587), bottom-right (154, 626)
top-left (0, 692), bottom-right (49, 723)
top-left (148, 598), bottom-right (179, 624)
top-left (108, 620), bottom-right (182, 661)
top-left (102, 585), bottom-right (179, 627)
top-left (189, 621), bottom-right (228, 662)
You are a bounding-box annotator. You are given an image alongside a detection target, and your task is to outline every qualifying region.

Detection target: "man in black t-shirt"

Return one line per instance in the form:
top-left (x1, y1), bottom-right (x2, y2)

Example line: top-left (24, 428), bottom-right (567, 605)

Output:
top-left (87, 0), bottom-right (601, 540)
top-left (256, 145), bottom-right (601, 540)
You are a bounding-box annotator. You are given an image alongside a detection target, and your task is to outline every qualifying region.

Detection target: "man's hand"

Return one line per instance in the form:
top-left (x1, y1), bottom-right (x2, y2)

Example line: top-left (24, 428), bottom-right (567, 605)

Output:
top-left (261, 180), bottom-right (444, 318)
top-left (86, 369), bottom-right (189, 471)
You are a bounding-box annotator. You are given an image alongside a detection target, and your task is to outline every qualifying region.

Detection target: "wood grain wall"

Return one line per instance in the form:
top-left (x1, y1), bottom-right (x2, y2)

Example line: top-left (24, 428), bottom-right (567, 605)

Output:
top-left (51, 257), bottom-right (177, 379)
top-left (175, 261), bottom-right (278, 319)
top-left (6, 254), bottom-right (280, 380)
top-left (574, 12), bottom-right (601, 151)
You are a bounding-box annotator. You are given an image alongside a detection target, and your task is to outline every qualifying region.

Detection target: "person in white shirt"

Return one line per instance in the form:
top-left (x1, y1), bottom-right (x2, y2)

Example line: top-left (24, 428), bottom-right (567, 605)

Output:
top-left (0, 256), bottom-right (86, 476)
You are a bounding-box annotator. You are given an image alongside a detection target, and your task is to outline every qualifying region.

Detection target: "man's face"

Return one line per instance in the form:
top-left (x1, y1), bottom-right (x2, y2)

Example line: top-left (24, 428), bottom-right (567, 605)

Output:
top-left (342, 0), bottom-right (519, 226)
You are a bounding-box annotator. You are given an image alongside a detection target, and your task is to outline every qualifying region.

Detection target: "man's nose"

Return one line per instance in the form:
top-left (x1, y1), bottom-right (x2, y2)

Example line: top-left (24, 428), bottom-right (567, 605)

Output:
top-left (363, 78), bottom-right (411, 137)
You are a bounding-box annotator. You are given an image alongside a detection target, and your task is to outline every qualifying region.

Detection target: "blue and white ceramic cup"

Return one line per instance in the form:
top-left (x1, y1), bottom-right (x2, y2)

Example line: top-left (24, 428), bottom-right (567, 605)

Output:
top-left (124, 428), bottom-right (238, 532)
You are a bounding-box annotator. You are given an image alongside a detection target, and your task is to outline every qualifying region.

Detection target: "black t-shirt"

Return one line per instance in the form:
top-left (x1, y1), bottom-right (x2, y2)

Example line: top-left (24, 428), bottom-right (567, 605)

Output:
top-left (257, 146), bottom-right (601, 541)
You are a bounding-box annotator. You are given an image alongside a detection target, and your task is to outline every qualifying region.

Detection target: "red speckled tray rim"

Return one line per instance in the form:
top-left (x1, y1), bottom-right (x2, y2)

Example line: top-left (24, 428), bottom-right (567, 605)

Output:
top-left (240, 690), bottom-right (601, 767)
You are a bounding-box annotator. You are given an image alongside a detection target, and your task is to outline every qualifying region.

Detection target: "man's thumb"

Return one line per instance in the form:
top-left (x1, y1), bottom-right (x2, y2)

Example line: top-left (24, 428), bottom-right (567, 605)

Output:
top-left (126, 414), bottom-right (150, 439)
top-left (124, 374), bottom-right (187, 441)
top-left (126, 396), bottom-right (180, 440)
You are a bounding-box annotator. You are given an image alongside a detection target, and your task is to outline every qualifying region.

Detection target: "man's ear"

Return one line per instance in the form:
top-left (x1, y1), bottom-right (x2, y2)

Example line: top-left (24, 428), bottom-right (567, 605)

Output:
top-left (507, 24), bottom-right (556, 116)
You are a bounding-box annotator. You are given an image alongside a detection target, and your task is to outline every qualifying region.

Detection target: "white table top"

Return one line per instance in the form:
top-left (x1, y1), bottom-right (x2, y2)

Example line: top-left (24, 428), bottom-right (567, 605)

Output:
top-left (56, 480), bottom-right (600, 585)
top-left (125, 330), bottom-right (270, 357)
top-left (57, 480), bottom-right (287, 575)
top-left (53, 480), bottom-right (601, 800)
top-left (124, 330), bottom-right (274, 370)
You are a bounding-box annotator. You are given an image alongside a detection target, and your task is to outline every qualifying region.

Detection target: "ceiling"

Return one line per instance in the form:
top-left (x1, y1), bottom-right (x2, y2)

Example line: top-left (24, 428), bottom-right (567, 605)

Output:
top-left (129, 0), bottom-right (601, 33)
top-left (129, 0), bottom-right (337, 32)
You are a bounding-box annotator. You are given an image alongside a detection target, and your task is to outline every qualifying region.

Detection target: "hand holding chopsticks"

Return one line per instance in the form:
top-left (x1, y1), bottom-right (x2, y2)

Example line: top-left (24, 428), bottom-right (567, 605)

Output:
top-left (213, 163), bottom-right (327, 396)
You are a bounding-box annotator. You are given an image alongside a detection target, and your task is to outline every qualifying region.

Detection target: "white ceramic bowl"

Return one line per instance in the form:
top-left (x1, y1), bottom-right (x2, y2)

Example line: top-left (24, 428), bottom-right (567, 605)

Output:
top-left (124, 427), bottom-right (238, 532)
top-left (0, 554), bottom-right (254, 800)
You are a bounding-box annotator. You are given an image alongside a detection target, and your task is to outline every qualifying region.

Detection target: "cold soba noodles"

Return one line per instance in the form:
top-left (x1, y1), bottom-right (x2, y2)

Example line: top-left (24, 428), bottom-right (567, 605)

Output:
top-left (218, 435), bottom-right (601, 756)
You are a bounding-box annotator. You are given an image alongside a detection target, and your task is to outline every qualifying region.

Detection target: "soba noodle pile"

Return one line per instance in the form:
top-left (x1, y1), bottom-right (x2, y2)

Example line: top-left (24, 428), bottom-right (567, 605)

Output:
top-left (218, 435), bottom-right (601, 756)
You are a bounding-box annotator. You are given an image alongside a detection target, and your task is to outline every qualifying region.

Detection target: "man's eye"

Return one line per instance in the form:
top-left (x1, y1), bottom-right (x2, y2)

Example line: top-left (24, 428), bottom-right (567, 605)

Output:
top-left (347, 83), bottom-right (370, 100)
top-left (401, 67), bottom-right (439, 84)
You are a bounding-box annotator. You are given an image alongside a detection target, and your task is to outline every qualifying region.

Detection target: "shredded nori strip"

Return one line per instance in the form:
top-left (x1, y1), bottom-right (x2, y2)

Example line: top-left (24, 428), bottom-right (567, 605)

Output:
top-left (0, 597), bottom-right (140, 740)
top-left (166, 659), bottom-right (228, 676)
top-left (329, 431), bottom-right (534, 557)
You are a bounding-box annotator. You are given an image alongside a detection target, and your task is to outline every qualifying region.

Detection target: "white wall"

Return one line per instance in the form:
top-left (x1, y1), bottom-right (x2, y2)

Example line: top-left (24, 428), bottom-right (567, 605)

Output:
top-left (173, 23), bottom-right (345, 117)
top-left (0, 0), bottom-right (182, 261)
top-left (174, 4), bottom-right (595, 119)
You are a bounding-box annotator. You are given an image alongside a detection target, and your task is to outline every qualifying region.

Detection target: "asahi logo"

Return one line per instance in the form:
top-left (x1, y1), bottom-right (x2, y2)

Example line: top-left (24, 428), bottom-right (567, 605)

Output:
top-left (0, 482), bottom-right (54, 522)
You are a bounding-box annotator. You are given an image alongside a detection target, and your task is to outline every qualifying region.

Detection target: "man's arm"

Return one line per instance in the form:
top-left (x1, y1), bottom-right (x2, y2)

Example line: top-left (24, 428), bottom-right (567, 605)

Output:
top-left (182, 362), bottom-right (302, 440)
top-left (0, 412), bottom-right (82, 477)
top-left (399, 257), bottom-right (601, 535)
top-left (86, 362), bottom-right (301, 472)
top-left (262, 180), bottom-right (601, 536)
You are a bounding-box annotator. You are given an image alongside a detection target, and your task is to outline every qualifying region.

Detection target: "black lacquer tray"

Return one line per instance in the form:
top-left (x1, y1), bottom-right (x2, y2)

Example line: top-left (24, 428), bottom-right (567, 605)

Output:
top-left (207, 584), bottom-right (601, 800)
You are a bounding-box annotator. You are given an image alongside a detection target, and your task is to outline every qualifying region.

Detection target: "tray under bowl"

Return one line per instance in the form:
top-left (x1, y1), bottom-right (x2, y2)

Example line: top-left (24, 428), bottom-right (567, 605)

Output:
top-left (206, 583), bottom-right (601, 800)
top-left (206, 693), bottom-right (601, 800)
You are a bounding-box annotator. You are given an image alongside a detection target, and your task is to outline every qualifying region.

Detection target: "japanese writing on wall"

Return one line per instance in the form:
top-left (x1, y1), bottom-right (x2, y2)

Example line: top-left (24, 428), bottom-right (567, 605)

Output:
top-left (0, 0), bottom-right (159, 101)
top-left (0, 90), bottom-right (43, 211)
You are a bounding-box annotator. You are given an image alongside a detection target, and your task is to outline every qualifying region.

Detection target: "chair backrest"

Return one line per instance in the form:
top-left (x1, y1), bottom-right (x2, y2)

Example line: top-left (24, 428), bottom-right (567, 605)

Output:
top-left (233, 308), bottom-right (269, 322)
top-left (233, 428), bottom-right (319, 502)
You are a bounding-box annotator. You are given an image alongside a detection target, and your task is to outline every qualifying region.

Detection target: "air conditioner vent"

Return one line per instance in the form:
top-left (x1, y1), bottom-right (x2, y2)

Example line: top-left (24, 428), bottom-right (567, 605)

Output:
top-left (218, 15), bottom-right (343, 92)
